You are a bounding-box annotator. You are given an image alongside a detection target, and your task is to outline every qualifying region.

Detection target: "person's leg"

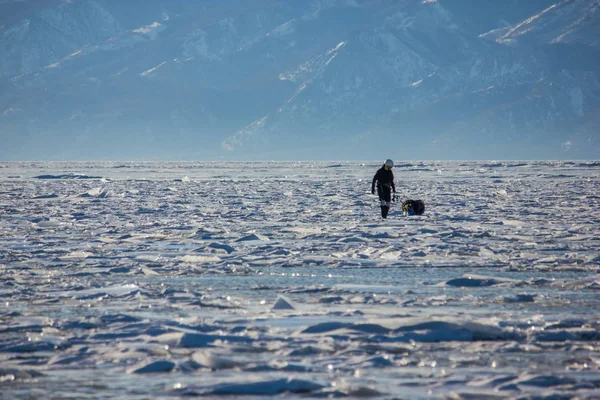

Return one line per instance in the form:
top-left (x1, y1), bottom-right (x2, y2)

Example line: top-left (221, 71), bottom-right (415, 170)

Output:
top-left (383, 186), bottom-right (392, 218)
top-left (381, 204), bottom-right (389, 218)
top-left (378, 185), bottom-right (392, 218)
top-left (377, 185), bottom-right (385, 218)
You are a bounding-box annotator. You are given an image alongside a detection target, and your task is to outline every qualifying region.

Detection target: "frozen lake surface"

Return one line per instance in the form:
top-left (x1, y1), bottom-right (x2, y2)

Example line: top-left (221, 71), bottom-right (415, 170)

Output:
top-left (1, 160), bottom-right (599, 399)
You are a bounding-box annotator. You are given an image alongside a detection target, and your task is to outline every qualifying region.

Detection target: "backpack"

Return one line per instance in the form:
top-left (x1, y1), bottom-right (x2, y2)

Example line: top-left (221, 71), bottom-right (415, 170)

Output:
top-left (402, 200), bottom-right (425, 216)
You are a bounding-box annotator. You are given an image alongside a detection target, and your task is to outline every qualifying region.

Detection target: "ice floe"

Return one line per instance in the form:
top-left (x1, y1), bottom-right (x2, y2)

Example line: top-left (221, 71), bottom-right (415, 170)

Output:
top-left (0, 161), bottom-right (599, 399)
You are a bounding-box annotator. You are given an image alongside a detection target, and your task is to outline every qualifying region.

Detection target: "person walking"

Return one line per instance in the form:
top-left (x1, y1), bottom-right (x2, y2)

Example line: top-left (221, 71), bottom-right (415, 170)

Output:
top-left (371, 159), bottom-right (396, 219)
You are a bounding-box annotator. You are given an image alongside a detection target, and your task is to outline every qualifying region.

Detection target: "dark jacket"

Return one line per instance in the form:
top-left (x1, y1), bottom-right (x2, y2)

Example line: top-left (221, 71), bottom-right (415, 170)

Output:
top-left (372, 165), bottom-right (396, 193)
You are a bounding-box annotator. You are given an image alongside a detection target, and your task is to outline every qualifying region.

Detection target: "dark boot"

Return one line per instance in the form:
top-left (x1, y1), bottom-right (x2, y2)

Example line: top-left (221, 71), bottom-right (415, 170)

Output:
top-left (381, 205), bottom-right (389, 219)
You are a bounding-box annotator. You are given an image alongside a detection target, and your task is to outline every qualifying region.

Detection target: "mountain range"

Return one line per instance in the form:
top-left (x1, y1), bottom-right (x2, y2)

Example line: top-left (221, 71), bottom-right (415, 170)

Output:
top-left (1, 0), bottom-right (599, 160)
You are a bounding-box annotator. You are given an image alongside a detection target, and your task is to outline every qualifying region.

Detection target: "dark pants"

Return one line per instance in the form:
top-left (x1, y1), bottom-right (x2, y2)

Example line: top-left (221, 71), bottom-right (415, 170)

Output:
top-left (377, 183), bottom-right (392, 218)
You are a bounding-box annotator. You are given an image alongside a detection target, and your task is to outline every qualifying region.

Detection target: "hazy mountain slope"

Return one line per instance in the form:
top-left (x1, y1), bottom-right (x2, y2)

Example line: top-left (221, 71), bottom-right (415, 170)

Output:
top-left (438, 0), bottom-right (557, 34)
top-left (222, 0), bottom-right (600, 159)
top-left (496, 0), bottom-right (600, 48)
top-left (0, 0), bottom-right (598, 160)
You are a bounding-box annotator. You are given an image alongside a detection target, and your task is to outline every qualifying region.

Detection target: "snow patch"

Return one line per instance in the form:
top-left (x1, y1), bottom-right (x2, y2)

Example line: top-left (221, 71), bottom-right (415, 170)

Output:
top-left (500, 3), bottom-right (559, 41)
top-left (279, 41), bottom-right (346, 83)
top-left (133, 22), bottom-right (165, 40)
top-left (140, 61), bottom-right (167, 77)
top-left (2, 108), bottom-right (22, 117)
top-left (471, 86), bottom-right (495, 94)
top-left (268, 19), bottom-right (296, 37)
top-left (222, 116), bottom-right (269, 151)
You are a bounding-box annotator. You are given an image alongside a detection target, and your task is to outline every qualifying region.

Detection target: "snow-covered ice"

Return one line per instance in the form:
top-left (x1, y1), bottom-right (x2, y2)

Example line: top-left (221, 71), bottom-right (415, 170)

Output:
top-left (0, 160), bottom-right (599, 399)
